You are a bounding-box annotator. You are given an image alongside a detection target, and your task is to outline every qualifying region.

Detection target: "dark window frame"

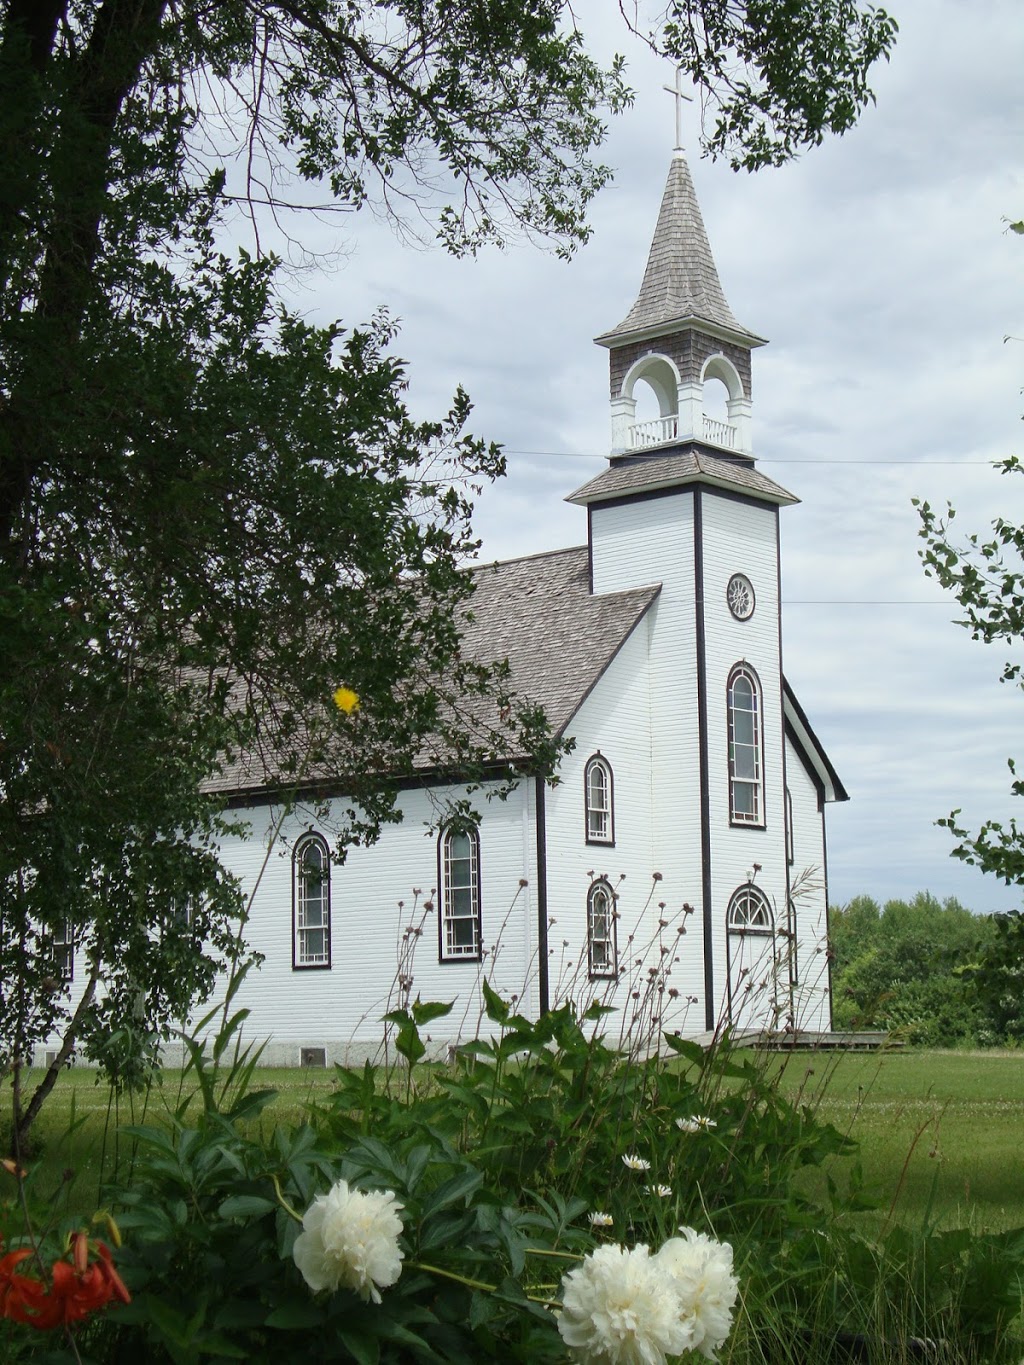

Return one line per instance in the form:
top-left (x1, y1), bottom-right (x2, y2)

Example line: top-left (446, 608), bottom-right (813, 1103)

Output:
top-left (51, 920), bottom-right (74, 981)
top-left (437, 826), bottom-right (483, 963)
top-left (726, 883), bottom-right (773, 935)
top-left (584, 753), bottom-right (615, 846)
top-left (292, 832), bottom-right (332, 971)
top-left (727, 663), bottom-right (765, 828)
top-left (587, 878), bottom-right (618, 979)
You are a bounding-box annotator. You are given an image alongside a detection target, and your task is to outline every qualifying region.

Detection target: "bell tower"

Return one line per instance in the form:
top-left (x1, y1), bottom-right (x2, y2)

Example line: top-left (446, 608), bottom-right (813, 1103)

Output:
top-left (594, 150), bottom-right (766, 458)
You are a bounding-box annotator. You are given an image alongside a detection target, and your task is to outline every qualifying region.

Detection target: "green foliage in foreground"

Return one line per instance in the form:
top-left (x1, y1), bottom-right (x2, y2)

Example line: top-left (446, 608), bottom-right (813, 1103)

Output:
top-left (2, 993), bottom-right (1023, 1362)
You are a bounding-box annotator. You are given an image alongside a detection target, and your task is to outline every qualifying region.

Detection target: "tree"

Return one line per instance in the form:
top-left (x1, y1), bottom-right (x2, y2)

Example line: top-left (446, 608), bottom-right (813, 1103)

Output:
top-left (829, 892), bottom-right (987, 1044)
top-left (916, 458), bottom-right (1024, 886)
top-left (963, 908), bottom-right (1024, 1042)
top-left (916, 449), bottom-right (1024, 1045)
top-left (0, 0), bottom-right (896, 1148)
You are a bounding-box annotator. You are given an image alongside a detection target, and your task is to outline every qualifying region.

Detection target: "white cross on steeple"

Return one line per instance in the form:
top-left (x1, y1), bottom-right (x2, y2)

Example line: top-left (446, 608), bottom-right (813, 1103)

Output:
top-left (662, 66), bottom-right (693, 151)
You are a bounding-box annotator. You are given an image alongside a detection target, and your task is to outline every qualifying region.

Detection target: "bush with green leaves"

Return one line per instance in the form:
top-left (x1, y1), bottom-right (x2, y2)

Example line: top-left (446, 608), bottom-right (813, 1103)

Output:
top-left (829, 893), bottom-right (993, 1045)
top-left (5, 977), bottom-right (1024, 1363)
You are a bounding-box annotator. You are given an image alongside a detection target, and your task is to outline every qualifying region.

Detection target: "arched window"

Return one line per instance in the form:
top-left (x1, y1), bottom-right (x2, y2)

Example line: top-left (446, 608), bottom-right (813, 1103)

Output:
top-left (584, 754), bottom-right (614, 844)
top-left (587, 880), bottom-right (617, 978)
top-left (293, 833), bottom-right (331, 969)
top-left (439, 827), bottom-right (481, 961)
top-left (727, 664), bottom-right (764, 825)
top-left (726, 884), bottom-right (773, 934)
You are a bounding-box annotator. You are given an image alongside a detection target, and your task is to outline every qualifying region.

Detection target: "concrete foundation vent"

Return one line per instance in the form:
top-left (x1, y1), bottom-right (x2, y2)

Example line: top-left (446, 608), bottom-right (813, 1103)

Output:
top-left (300, 1047), bottom-right (327, 1069)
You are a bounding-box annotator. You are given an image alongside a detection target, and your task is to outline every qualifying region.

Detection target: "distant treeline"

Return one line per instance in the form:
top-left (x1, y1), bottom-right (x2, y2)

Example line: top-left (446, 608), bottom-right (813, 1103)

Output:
top-left (828, 892), bottom-right (1024, 1046)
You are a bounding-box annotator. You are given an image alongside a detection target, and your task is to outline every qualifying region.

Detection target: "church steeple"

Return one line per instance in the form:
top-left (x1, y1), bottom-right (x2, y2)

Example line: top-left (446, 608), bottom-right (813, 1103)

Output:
top-left (595, 151), bottom-right (766, 457)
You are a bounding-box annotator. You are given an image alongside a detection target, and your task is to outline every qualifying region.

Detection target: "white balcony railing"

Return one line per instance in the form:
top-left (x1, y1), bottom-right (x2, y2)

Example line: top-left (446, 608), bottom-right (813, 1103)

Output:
top-left (627, 415), bottom-right (678, 449)
top-left (702, 415), bottom-right (737, 449)
top-left (627, 413), bottom-right (739, 452)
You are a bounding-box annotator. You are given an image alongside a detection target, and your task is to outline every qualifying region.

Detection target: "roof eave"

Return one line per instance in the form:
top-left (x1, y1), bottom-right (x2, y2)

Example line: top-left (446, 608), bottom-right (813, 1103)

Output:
top-left (783, 680), bottom-right (849, 803)
top-left (594, 315), bottom-right (768, 353)
top-left (566, 465), bottom-right (799, 510)
top-left (553, 584), bottom-right (661, 738)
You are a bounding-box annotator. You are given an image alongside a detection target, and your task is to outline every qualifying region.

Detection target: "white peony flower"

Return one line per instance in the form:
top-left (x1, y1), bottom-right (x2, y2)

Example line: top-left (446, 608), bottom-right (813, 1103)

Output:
top-left (292, 1178), bottom-right (404, 1304)
top-left (655, 1228), bottom-right (739, 1361)
top-left (621, 1153), bottom-right (651, 1172)
top-left (589, 1211), bottom-right (614, 1227)
top-left (559, 1243), bottom-right (696, 1365)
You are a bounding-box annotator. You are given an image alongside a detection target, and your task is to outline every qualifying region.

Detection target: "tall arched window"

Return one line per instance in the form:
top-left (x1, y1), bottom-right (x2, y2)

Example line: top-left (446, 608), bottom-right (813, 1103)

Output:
top-left (587, 880), bottom-right (617, 978)
top-left (584, 754), bottom-right (614, 844)
top-left (727, 664), bottom-right (764, 825)
top-left (439, 827), bottom-right (481, 961)
top-left (726, 884), bottom-right (773, 934)
top-left (293, 833), bottom-right (331, 969)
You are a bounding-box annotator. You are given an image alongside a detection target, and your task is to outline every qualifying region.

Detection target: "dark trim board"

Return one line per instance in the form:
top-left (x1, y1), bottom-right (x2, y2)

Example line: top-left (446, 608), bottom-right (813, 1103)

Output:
top-left (219, 760), bottom-right (542, 812)
top-left (590, 481), bottom-right (773, 517)
top-left (694, 488), bottom-right (715, 1032)
top-left (783, 680), bottom-right (849, 803)
top-left (535, 775), bottom-right (550, 1015)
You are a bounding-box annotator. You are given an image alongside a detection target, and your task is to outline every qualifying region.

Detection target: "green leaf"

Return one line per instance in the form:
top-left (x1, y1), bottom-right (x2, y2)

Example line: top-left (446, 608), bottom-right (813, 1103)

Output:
top-left (411, 998), bottom-right (455, 1025)
top-left (420, 1166), bottom-right (483, 1218)
top-left (662, 1032), bottom-right (706, 1066)
top-left (394, 1019), bottom-right (426, 1064)
top-left (217, 1194), bottom-right (277, 1219)
top-left (481, 978), bottom-right (510, 1024)
top-left (339, 1328), bottom-right (381, 1365)
top-left (469, 1289), bottom-right (499, 1329)
top-left (265, 1301), bottom-right (326, 1329)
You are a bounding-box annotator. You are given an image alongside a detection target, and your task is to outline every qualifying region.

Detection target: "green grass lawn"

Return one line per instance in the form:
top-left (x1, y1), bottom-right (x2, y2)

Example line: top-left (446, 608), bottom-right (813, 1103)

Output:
top-left (9, 1048), bottom-right (1024, 1233)
top-left (773, 1047), bottom-right (1024, 1231)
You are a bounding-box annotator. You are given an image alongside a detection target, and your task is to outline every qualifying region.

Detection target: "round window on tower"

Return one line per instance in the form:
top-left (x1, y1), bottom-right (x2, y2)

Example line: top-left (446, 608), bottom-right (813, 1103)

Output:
top-left (726, 574), bottom-right (755, 621)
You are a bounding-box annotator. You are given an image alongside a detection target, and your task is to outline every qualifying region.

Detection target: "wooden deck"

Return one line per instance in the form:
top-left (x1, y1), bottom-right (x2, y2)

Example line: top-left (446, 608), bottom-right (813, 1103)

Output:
top-left (684, 1029), bottom-right (900, 1053)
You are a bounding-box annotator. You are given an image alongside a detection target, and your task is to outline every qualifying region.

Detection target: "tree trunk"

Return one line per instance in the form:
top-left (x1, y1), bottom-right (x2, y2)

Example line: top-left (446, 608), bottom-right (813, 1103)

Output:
top-left (11, 961), bottom-right (101, 1156)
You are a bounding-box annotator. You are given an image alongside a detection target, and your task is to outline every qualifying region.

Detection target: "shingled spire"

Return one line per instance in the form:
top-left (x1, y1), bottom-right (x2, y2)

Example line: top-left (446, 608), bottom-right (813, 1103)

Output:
top-left (595, 151), bottom-right (766, 457)
top-left (598, 152), bottom-right (757, 345)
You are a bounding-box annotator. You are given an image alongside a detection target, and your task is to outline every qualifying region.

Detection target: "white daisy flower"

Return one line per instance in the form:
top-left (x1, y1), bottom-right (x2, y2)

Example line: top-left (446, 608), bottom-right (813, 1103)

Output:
top-left (621, 1153), bottom-right (651, 1172)
top-left (588, 1211), bottom-right (614, 1228)
top-left (644, 1184), bottom-right (673, 1198)
top-left (675, 1115), bottom-right (717, 1133)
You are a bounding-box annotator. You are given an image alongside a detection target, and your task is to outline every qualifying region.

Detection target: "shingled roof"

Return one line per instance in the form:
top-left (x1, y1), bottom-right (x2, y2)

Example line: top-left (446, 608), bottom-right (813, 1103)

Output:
top-left (207, 547), bottom-right (660, 796)
top-left (566, 448), bottom-right (797, 508)
top-left (464, 546), bottom-right (660, 738)
top-left (595, 153), bottom-right (765, 350)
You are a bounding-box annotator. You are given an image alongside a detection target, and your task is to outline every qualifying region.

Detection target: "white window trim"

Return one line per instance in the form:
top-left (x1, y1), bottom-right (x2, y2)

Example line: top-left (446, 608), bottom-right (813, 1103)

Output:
top-left (584, 753), bottom-right (614, 845)
top-left (727, 664), bottom-right (764, 827)
top-left (439, 827), bottom-right (482, 962)
top-left (293, 833), bottom-right (331, 970)
top-left (51, 920), bottom-right (74, 981)
top-left (587, 880), bottom-right (617, 978)
top-left (726, 884), bottom-right (773, 934)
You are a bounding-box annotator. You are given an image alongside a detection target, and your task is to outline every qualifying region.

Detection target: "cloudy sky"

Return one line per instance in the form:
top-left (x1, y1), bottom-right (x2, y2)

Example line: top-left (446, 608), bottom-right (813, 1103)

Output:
top-left (276, 0), bottom-right (1023, 914)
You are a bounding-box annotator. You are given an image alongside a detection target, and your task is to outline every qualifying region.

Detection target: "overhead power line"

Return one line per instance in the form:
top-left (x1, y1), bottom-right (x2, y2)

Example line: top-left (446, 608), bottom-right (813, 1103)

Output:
top-left (502, 450), bottom-right (1006, 465)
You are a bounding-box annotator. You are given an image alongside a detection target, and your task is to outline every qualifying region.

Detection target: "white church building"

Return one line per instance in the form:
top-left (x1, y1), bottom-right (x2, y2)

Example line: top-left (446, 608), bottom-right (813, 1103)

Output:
top-left (187, 147), bottom-right (848, 1065)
